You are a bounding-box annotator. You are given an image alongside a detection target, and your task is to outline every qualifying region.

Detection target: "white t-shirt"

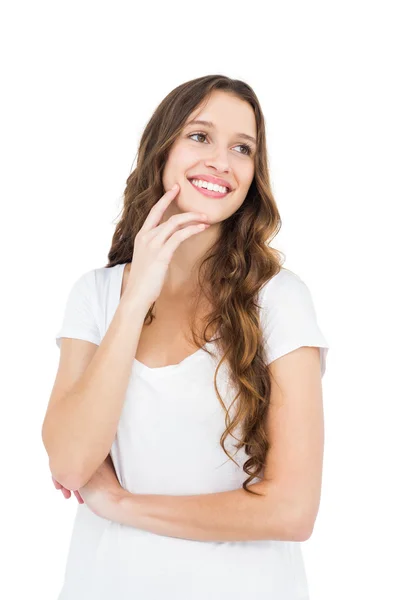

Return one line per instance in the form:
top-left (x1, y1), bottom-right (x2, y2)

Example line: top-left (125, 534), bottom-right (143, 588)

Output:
top-left (54, 262), bottom-right (329, 600)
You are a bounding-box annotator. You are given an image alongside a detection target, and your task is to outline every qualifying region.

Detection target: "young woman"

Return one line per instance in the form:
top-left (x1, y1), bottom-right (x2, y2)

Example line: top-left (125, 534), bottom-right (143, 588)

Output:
top-left (43, 74), bottom-right (329, 599)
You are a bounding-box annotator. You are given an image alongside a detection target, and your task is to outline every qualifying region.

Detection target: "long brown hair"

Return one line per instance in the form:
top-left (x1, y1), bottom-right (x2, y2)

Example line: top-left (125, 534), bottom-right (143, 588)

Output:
top-left (106, 74), bottom-right (284, 496)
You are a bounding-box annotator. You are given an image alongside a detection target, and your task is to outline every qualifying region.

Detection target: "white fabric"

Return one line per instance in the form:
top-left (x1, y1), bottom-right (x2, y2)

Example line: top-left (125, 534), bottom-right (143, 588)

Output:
top-left (55, 263), bottom-right (329, 600)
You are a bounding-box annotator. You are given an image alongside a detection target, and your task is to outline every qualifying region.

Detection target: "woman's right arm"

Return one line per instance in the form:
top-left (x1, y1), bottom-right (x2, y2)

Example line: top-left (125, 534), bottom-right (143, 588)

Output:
top-left (42, 182), bottom-right (210, 491)
top-left (42, 294), bottom-right (149, 491)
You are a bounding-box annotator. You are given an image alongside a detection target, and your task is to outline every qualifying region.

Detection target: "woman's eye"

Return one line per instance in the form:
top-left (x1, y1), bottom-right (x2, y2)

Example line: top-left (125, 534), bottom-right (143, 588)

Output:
top-left (188, 133), bottom-right (252, 156)
top-left (189, 133), bottom-right (207, 143)
top-left (233, 144), bottom-right (252, 156)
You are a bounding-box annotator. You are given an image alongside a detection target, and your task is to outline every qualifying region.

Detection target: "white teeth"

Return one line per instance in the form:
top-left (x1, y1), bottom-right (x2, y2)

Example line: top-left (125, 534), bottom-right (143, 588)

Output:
top-left (190, 179), bottom-right (229, 194)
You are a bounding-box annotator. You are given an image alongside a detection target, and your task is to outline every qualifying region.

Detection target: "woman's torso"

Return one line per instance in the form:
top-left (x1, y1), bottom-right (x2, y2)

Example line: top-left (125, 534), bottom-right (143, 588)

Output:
top-left (57, 262), bottom-right (310, 600)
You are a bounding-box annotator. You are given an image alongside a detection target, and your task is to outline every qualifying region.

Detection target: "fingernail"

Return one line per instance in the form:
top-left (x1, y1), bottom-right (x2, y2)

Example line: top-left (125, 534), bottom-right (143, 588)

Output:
top-left (172, 184), bottom-right (178, 190)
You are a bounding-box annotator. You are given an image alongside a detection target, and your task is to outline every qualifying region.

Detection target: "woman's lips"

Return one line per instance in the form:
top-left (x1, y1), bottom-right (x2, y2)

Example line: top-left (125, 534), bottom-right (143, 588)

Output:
top-left (187, 178), bottom-right (230, 198)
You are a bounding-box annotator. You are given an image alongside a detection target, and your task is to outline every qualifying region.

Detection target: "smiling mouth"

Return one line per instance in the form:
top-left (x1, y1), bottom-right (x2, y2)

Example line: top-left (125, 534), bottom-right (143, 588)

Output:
top-left (187, 178), bottom-right (231, 198)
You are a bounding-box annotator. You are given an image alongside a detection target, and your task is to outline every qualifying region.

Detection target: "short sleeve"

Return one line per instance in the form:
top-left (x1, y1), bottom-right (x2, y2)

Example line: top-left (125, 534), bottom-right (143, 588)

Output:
top-left (55, 269), bottom-right (101, 349)
top-left (259, 269), bottom-right (330, 377)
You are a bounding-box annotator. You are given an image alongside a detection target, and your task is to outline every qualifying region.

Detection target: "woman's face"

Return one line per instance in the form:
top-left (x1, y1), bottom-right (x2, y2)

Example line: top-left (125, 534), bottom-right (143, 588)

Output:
top-left (161, 90), bottom-right (257, 225)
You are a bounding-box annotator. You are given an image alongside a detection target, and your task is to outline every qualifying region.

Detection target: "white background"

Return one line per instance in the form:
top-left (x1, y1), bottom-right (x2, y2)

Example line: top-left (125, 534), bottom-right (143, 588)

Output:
top-left (1, 1), bottom-right (399, 598)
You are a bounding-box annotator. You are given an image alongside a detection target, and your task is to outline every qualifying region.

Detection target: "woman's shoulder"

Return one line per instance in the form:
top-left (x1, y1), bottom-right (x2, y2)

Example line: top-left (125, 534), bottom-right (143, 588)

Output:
top-left (259, 267), bottom-right (307, 301)
top-left (65, 263), bottom-right (121, 307)
top-left (92, 262), bottom-right (125, 285)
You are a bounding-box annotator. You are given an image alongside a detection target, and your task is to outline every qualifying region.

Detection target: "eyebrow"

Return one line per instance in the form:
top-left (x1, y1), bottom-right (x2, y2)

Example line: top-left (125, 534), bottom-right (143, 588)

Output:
top-left (185, 119), bottom-right (257, 146)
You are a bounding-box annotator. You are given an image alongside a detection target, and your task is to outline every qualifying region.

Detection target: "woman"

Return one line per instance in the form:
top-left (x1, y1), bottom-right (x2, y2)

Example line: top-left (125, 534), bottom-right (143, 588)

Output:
top-left (43, 74), bottom-right (329, 599)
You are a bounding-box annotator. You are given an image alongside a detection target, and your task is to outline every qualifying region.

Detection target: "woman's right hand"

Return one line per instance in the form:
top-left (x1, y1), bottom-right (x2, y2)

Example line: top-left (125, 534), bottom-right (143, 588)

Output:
top-left (52, 476), bottom-right (84, 504)
top-left (122, 183), bottom-right (211, 307)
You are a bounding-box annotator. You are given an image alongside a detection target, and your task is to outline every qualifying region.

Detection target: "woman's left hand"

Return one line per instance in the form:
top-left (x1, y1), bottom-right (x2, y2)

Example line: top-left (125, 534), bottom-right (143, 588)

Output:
top-left (78, 454), bottom-right (129, 520)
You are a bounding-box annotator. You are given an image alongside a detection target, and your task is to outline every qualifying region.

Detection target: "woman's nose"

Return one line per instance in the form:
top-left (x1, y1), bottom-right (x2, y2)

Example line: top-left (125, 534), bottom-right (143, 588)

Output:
top-left (204, 149), bottom-right (231, 173)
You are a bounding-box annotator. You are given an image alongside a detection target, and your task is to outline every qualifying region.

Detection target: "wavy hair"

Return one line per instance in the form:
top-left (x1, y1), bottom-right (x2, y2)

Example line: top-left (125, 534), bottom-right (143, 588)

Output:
top-left (105, 74), bottom-right (285, 496)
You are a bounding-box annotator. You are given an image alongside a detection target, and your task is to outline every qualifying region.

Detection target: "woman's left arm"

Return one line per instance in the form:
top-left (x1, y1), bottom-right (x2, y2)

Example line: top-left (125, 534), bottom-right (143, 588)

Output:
top-left (78, 457), bottom-right (299, 542)
top-left (113, 481), bottom-right (305, 542)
